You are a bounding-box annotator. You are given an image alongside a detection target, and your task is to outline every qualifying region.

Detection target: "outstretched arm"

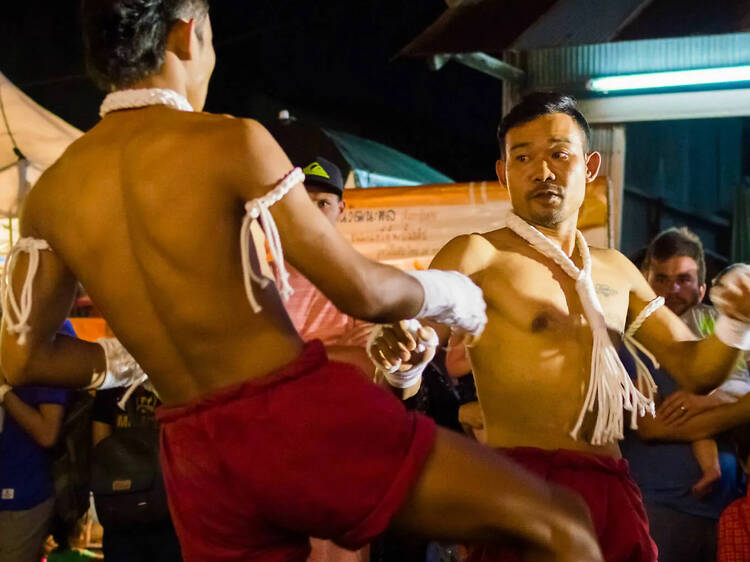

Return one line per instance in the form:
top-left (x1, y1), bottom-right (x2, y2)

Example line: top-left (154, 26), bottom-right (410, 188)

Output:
top-left (619, 253), bottom-right (743, 393)
top-left (228, 119), bottom-right (424, 323)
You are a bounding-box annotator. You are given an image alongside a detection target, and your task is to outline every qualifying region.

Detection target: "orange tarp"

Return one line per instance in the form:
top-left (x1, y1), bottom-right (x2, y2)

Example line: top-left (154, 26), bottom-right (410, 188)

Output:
top-left (339, 178), bottom-right (609, 269)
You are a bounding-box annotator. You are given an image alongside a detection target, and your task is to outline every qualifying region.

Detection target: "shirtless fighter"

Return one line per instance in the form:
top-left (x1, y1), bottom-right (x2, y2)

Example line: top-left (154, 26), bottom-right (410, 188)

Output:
top-left (0, 3), bottom-right (602, 562)
top-left (370, 92), bottom-right (750, 562)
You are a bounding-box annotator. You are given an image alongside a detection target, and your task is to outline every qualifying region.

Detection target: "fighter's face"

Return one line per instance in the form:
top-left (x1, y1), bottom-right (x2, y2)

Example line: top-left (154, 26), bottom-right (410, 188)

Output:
top-left (647, 255), bottom-right (706, 316)
top-left (306, 186), bottom-right (344, 225)
top-left (496, 113), bottom-right (599, 229)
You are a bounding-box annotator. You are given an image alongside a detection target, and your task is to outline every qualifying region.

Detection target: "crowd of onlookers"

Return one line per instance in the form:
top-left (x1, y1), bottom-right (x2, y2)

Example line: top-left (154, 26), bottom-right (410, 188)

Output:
top-left (1, 157), bottom-right (749, 562)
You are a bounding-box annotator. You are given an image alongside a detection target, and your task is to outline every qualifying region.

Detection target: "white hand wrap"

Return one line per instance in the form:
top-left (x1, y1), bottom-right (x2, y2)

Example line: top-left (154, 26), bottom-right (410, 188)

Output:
top-left (715, 315), bottom-right (750, 351)
top-left (710, 264), bottom-right (750, 350)
top-left (367, 319), bottom-right (439, 388)
top-left (407, 270), bottom-right (487, 337)
top-left (85, 337), bottom-right (148, 390)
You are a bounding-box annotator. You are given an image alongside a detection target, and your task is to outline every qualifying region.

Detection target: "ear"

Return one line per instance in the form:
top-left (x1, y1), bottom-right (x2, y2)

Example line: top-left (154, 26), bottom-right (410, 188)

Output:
top-left (584, 151), bottom-right (602, 183)
top-left (166, 19), bottom-right (196, 61)
top-left (338, 199), bottom-right (346, 214)
top-left (495, 159), bottom-right (508, 187)
top-left (699, 283), bottom-right (707, 302)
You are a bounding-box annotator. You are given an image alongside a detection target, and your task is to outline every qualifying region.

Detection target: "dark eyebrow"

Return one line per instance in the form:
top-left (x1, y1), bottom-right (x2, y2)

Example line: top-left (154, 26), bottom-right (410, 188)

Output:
top-left (509, 142), bottom-right (531, 152)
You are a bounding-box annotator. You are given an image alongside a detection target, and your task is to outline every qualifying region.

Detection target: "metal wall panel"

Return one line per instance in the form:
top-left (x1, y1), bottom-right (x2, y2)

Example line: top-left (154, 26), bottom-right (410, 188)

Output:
top-left (524, 32), bottom-right (750, 90)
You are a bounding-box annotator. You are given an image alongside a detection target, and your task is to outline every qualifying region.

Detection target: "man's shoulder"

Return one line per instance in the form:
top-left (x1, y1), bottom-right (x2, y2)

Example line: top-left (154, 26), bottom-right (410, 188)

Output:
top-left (590, 246), bottom-right (644, 280)
top-left (589, 245), bottom-right (627, 264)
top-left (431, 231), bottom-right (501, 273)
top-left (180, 112), bottom-right (266, 145)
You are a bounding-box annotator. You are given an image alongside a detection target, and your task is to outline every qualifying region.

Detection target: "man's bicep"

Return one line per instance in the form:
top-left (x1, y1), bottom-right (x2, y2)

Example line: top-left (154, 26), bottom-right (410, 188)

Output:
top-left (229, 119), bottom-right (416, 320)
top-left (1, 248), bottom-right (77, 377)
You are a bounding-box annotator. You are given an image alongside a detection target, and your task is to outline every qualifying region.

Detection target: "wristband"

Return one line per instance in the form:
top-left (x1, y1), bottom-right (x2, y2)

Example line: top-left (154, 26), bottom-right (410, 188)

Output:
top-left (85, 337), bottom-right (148, 390)
top-left (0, 384), bottom-right (11, 404)
top-left (381, 363), bottom-right (426, 389)
top-left (715, 315), bottom-right (750, 351)
top-left (367, 320), bottom-right (438, 387)
top-left (406, 270), bottom-right (487, 337)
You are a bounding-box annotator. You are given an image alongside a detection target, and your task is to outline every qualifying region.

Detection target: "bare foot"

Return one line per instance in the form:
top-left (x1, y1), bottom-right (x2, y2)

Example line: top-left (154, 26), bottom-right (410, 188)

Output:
top-left (692, 467), bottom-right (721, 498)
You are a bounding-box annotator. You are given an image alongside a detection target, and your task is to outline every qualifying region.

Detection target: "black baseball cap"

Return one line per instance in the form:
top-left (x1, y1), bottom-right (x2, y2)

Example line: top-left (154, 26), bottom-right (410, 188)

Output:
top-left (301, 156), bottom-right (344, 197)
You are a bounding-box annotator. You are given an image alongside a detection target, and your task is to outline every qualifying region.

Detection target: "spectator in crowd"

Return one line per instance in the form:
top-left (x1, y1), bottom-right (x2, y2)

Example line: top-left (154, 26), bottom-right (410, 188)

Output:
top-left (282, 156), bottom-right (370, 562)
top-left (284, 157), bottom-right (374, 381)
top-left (645, 230), bottom-right (750, 493)
top-left (0, 320), bottom-right (75, 562)
top-left (718, 420), bottom-right (750, 561)
top-left (621, 228), bottom-right (749, 562)
top-left (91, 378), bottom-right (182, 562)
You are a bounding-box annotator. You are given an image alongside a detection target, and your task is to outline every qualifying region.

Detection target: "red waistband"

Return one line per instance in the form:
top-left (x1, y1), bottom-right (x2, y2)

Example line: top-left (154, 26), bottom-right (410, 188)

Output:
top-left (156, 339), bottom-right (327, 423)
top-left (498, 446), bottom-right (630, 476)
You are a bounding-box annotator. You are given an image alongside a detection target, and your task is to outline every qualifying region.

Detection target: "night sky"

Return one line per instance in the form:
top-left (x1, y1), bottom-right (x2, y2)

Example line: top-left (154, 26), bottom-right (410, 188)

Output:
top-left (1, 1), bottom-right (504, 181)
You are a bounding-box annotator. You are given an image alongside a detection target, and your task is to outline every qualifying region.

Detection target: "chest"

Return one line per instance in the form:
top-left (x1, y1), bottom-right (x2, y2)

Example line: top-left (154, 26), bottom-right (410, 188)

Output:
top-left (479, 251), bottom-right (630, 335)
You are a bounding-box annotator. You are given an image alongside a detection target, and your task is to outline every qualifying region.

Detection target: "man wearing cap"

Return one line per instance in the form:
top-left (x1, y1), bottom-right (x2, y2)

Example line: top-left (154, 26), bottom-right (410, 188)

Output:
top-left (283, 157), bottom-right (374, 381)
top-left (283, 157), bottom-right (369, 562)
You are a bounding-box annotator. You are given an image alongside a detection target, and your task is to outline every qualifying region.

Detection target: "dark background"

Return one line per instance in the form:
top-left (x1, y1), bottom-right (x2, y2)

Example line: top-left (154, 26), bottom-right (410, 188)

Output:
top-left (0, 0), bottom-right (504, 181)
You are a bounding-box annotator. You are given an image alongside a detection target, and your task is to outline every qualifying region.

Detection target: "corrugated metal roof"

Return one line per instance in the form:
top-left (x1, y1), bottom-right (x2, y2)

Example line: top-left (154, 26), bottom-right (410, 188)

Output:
top-left (399, 0), bottom-right (556, 57)
top-left (510, 0), bottom-right (652, 50)
top-left (400, 0), bottom-right (750, 58)
top-left (526, 32), bottom-right (750, 90)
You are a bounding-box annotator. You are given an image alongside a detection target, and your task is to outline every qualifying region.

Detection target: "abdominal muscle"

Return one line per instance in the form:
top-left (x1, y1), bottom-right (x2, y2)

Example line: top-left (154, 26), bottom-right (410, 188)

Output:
top-left (468, 323), bottom-right (622, 458)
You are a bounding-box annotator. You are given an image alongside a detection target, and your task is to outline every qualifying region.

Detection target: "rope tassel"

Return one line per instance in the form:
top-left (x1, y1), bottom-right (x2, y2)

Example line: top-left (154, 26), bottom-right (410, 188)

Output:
top-left (1, 238), bottom-right (51, 346)
top-left (240, 167), bottom-right (304, 313)
top-left (505, 213), bottom-right (657, 445)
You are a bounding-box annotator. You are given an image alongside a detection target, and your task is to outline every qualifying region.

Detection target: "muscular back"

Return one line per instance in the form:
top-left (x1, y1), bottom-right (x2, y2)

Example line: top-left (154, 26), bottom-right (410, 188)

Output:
top-left (24, 107), bottom-right (303, 405)
top-left (434, 229), bottom-right (632, 457)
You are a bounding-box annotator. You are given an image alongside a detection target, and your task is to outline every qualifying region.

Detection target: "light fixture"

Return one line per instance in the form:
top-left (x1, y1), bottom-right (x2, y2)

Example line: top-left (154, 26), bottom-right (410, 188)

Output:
top-left (587, 65), bottom-right (750, 93)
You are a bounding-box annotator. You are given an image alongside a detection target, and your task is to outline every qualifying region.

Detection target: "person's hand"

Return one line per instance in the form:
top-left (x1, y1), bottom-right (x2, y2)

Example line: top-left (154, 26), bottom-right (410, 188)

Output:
top-left (657, 390), bottom-right (716, 426)
top-left (367, 320), bottom-right (437, 373)
top-left (711, 264), bottom-right (750, 323)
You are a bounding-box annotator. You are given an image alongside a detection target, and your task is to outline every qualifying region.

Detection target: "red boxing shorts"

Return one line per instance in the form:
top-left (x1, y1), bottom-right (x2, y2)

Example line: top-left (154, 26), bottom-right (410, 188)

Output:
top-left (469, 447), bottom-right (658, 562)
top-left (156, 340), bottom-right (436, 562)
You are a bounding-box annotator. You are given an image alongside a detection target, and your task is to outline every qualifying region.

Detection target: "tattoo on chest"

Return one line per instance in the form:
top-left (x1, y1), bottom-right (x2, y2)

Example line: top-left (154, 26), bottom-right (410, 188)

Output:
top-left (595, 283), bottom-right (618, 298)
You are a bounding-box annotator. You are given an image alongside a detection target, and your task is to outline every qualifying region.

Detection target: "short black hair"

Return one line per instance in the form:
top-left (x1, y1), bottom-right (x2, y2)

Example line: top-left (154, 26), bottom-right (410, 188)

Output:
top-left (644, 227), bottom-right (706, 286)
top-left (81, 0), bottom-right (209, 91)
top-left (497, 92), bottom-right (591, 159)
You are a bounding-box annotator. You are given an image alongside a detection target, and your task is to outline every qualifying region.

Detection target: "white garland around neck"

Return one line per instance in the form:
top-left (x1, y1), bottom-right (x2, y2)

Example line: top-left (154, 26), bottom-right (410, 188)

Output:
top-left (504, 212), bottom-right (656, 445)
top-left (100, 88), bottom-right (194, 117)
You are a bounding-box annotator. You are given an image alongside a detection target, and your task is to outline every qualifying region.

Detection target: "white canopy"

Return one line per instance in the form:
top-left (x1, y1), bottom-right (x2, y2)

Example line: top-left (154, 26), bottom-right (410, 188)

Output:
top-left (0, 71), bottom-right (82, 219)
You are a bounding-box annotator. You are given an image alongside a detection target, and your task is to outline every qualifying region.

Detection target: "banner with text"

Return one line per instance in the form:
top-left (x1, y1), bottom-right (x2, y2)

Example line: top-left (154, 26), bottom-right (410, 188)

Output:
top-left (339, 179), bottom-right (610, 270)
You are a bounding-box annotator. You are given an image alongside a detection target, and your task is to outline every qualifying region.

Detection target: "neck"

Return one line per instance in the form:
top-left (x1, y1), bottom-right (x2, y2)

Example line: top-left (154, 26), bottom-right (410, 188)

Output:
top-left (127, 58), bottom-right (194, 108)
top-left (523, 214), bottom-right (579, 256)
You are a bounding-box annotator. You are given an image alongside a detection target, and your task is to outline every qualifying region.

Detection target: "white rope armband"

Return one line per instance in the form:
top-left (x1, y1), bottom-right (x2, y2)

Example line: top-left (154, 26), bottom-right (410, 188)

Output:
top-left (85, 337), bottom-right (148, 392)
top-left (406, 270), bottom-right (486, 337)
top-left (240, 167), bottom-right (304, 313)
top-left (715, 315), bottom-right (750, 351)
top-left (1, 237), bottom-right (52, 346)
top-left (623, 296), bottom-right (665, 407)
